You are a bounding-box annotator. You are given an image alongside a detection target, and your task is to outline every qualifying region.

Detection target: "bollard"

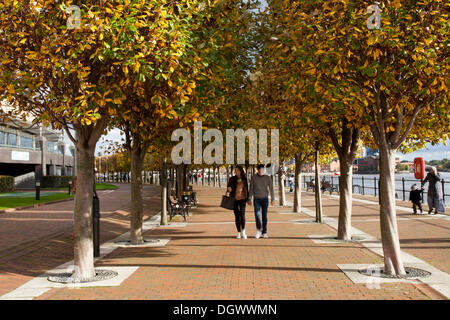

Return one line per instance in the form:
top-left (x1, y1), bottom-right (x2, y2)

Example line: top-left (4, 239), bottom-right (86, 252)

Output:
top-left (362, 176), bottom-right (365, 196)
top-left (35, 180), bottom-right (41, 200)
top-left (92, 168), bottom-right (100, 258)
top-left (93, 188), bottom-right (100, 258)
top-left (374, 177), bottom-right (377, 197)
top-left (68, 180), bottom-right (72, 195)
top-left (402, 177), bottom-right (405, 201)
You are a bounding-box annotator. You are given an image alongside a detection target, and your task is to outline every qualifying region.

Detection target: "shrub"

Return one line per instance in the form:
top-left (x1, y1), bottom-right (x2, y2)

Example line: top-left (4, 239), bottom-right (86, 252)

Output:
top-left (0, 175), bottom-right (14, 193)
top-left (41, 176), bottom-right (73, 188)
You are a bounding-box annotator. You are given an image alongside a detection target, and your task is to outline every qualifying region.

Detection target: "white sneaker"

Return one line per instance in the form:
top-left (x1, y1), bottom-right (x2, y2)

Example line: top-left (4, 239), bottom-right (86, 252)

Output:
top-left (255, 230), bottom-right (261, 239)
top-left (242, 230), bottom-right (247, 239)
top-left (236, 232), bottom-right (241, 239)
top-left (262, 233), bottom-right (269, 238)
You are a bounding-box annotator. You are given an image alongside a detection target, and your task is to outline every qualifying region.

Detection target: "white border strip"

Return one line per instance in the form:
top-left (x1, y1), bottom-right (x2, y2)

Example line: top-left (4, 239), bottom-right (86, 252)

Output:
top-left (286, 200), bottom-right (450, 298)
top-left (0, 212), bottom-right (163, 300)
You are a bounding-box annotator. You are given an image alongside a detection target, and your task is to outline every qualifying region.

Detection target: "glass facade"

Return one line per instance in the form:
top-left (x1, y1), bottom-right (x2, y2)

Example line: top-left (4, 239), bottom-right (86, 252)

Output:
top-left (6, 132), bottom-right (16, 146)
top-left (0, 126), bottom-right (70, 155)
top-left (20, 136), bottom-right (33, 149)
top-left (46, 141), bottom-right (58, 153)
top-left (45, 141), bottom-right (64, 154)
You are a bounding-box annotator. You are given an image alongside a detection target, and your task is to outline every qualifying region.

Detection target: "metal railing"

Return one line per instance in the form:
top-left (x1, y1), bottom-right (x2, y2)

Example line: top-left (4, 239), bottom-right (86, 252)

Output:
top-left (302, 175), bottom-right (449, 205)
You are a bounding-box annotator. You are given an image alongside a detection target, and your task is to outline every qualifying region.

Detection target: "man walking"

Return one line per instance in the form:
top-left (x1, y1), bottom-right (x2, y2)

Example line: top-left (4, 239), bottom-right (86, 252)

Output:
top-left (248, 164), bottom-right (275, 238)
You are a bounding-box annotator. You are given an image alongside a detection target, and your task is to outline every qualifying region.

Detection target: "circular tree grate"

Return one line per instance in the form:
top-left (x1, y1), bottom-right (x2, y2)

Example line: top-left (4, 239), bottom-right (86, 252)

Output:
top-left (115, 239), bottom-right (160, 246)
top-left (359, 266), bottom-right (431, 279)
top-left (335, 235), bottom-right (365, 242)
top-left (48, 269), bottom-right (118, 284)
top-left (318, 235), bottom-right (365, 242)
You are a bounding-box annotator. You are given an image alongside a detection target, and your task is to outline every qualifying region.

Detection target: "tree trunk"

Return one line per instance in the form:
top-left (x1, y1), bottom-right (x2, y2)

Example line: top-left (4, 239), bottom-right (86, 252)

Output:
top-left (176, 165), bottom-right (183, 199)
top-left (73, 142), bottom-right (96, 279)
top-left (160, 159), bottom-right (168, 226)
top-left (278, 166), bottom-right (286, 206)
top-left (314, 143), bottom-right (323, 223)
top-left (379, 146), bottom-right (405, 275)
top-left (218, 167), bottom-right (221, 188)
top-left (130, 148), bottom-right (144, 244)
top-left (336, 158), bottom-right (353, 240)
top-left (293, 154), bottom-right (303, 213)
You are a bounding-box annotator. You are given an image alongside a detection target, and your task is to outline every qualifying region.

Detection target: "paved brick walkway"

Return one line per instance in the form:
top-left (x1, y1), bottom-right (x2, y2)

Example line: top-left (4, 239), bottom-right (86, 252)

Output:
top-left (32, 186), bottom-right (440, 300)
top-left (0, 184), bottom-right (160, 297)
top-left (284, 191), bottom-right (450, 275)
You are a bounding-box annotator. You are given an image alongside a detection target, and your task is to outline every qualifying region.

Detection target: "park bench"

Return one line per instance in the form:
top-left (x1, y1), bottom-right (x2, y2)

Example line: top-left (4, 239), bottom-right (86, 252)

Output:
top-left (321, 181), bottom-right (339, 195)
top-left (183, 187), bottom-right (198, 207)
top-left (306, 181), bottom-right (315, 192)
top-left (168, 195), bottom-right (189, 221)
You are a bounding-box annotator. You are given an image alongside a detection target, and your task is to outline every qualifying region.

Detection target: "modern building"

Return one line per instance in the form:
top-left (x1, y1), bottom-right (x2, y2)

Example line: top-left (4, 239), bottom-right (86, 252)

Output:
top-left (0, 101), bottom-right (74, 187)
top-left (357, 155), bottom-right (379, 173)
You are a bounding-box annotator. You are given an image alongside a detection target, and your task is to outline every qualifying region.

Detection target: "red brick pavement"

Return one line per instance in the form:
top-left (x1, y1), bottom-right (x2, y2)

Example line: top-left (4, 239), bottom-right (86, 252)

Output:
top-left (35, 186), bottom-right (433, 300)
top-left (287, 191), bottom-right (450, 275)
top-left (0, 184), bottom-right (160, 296)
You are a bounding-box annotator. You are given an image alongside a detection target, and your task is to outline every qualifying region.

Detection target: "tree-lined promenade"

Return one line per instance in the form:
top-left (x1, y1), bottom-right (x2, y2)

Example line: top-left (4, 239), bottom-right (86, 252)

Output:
top-left (0, 0), bottom-right (448, 285)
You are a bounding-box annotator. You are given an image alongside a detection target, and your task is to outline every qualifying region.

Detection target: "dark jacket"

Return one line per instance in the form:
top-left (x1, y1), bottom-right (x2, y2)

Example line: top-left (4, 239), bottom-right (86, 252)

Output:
top-left (409, 190), bottom-right (422, 203)
top-left (421, 173), bottom-right (442, 198)
top-left (227, 175), bottom-right (249, 201)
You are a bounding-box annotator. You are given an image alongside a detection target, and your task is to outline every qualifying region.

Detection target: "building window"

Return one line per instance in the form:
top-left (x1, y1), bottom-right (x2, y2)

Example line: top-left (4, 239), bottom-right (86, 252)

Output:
top-left (6, 132), bottom-right (17, 146)
top-left (0, 131), bottom-right (5, 145)
top-left (46, 141), bottom-right (57, 153)
top-left (20, 135), bottom-right (33, 149)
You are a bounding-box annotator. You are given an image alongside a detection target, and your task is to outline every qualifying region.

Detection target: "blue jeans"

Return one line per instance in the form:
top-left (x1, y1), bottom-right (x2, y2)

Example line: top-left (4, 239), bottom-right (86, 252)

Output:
top-left (254, 198), bottom-right (269, 234)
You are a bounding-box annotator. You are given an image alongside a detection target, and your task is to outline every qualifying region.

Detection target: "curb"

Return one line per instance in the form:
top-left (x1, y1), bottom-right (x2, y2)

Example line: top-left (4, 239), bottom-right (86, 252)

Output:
top-left (0, 197), bottom-right (74, 214)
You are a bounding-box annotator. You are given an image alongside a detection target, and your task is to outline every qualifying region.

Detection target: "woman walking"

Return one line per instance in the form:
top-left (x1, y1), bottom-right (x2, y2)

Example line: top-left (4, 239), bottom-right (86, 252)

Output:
top-left (227, 165), bottom-right (249, 239)
top-left (421, 167), bottom-right (444, 214)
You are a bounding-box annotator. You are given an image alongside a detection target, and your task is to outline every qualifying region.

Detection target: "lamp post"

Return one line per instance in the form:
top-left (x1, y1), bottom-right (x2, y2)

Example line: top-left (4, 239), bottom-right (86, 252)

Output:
top-left (36, 126), bottom-right (46, 199)
top-left (97, 152), bottom-right (101, 181)
top-left (58, 136), bottom-right (65, 176)
top-left (35, 179), bottom-right (40, 200)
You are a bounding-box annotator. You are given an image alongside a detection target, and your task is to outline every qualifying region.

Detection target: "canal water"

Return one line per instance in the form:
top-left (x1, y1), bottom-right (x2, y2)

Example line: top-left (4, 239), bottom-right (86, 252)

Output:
top-left (300, 172), bottom-right (450, 207)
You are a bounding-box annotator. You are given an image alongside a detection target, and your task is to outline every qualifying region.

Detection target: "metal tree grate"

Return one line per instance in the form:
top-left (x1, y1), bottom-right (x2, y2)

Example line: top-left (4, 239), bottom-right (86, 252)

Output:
top-left (47, 269), bottom-right (118, 284)
top-left (115, 239), bottom-right (160, 246)
top-left (359, 266), bottom-right (431, 279)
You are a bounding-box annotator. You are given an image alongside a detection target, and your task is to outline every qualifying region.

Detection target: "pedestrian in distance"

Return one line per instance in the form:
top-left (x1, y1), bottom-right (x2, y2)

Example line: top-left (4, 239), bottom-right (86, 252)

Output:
top-left (421, 167), bottom-right (444, 214)
top-left (248, 164), bottom-right (275, 239)
top-left (409, 184), bottom-right (423, 214)
top-left (227, 165), bottom-right (249, 239)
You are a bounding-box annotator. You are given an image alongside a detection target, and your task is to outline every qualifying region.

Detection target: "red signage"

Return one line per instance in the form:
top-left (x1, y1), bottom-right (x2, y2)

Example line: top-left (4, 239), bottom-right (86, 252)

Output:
top-left (414, 157), bottom-right (425, 180)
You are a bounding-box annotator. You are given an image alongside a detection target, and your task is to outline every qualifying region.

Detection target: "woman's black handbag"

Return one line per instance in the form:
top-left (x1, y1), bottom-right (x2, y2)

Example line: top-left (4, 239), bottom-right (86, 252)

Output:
top-left (220, 192), bottom-right (235, 210)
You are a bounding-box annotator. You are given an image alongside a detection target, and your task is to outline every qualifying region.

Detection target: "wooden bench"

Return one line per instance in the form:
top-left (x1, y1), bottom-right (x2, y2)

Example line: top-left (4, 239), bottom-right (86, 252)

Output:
top-left (168, 196), bottom-right (189, 221)
top-left (306, 181), bottom-right (315, 192)
top-left (321, 181), bottom-right (339, 195)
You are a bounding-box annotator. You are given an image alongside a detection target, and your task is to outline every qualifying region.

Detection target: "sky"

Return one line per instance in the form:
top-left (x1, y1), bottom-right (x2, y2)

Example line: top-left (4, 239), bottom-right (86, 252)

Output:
top-left (62, 129), bottom-right (450, 162)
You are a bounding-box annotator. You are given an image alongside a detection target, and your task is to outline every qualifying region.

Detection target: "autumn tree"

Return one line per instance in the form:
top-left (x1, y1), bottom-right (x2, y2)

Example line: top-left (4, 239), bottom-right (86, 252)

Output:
top-left (263, 0), bottom-right (449, 275)
top-left (0, 0), bottom-right (206, 278)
